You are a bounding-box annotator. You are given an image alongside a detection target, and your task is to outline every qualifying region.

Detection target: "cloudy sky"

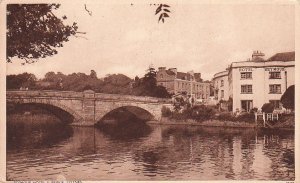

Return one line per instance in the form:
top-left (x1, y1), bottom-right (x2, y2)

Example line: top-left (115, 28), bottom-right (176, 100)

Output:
top-left (6, 2), bottom-right (295, 80)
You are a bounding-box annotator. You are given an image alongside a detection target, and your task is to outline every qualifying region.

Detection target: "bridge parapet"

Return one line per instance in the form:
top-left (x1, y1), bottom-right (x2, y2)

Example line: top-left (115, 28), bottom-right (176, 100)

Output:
top-left (7, 90), bottom-right (84, 99)
top-left (7, 90), bottom-right (172, 103)
top-left (94, 93), bottom-right (171, 103)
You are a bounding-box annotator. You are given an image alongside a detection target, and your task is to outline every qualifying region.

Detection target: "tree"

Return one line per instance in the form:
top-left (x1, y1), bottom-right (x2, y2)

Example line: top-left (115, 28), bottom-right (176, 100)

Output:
top-left (6, 4), bottom-right (78, 63)
top-left (154, 86), bottom-right (170, 98)
top-left (44, 72), bottom-right (56, 82)
top-left (261, 103), bottom-right (275, 113)
top-left (143, 65), bottom-right (157, 90)
top-left (281, 85), bottom-right (295, 111)
top-left (7, 73), bottom-right (37, 89)
top-left (154, 4), bottom-right (171, 23)
top-left (90, 70), bottom-right (97, 79)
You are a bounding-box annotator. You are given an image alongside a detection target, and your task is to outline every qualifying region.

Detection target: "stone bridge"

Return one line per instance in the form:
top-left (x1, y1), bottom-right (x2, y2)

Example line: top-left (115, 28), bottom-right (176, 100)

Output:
top-left (6, 90), bottom-right (172, 126)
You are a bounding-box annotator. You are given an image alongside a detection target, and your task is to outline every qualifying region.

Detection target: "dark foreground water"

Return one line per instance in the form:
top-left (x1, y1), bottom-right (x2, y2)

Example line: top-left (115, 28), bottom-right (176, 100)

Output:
top-left (7, 120), bottom-right (294, 180)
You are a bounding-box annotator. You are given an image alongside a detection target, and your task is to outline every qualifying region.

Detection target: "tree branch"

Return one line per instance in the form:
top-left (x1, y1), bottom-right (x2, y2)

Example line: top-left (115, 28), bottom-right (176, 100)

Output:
top-left (84, 4), bottom-right (92, 16)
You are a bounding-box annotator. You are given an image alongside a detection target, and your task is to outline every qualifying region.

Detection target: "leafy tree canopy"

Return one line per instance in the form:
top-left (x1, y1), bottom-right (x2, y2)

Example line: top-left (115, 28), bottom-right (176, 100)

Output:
top-left (280, 85), bottom-right (295, 110)
top-left (261, 103), bottom-right (275, 113)
top-left (7, 4), bottom-right (78, 63)
top-left (7, 73), bottom-right (37, 89)
top-left (7, 70), bottom-right (170, 98)
top-left (132, 66), bottom-right (170, 98)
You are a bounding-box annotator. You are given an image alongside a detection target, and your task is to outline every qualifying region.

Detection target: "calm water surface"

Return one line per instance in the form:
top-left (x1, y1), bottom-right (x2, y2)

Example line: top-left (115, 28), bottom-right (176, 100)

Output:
top-left (7, 119), bottom-right (295, 180)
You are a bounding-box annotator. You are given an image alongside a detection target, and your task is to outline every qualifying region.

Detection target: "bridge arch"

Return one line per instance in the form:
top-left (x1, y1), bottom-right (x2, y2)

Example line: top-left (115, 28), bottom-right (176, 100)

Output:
top-left (95, 105), bottom-right (156, 124)
top-left (7, 99), bottom-right (84, 123)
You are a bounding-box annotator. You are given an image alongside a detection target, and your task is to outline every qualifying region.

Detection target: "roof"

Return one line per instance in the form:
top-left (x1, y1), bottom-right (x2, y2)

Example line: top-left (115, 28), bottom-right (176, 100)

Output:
top-left (165, 70), bottom-right (175, 75)
top-left (162, 68), bottom-right (202, 81)
top-left (194, 73), bottom-right (202, 82)
top-left (213, 70), bottom-right (228, 79)
top-left (176, 72), bottom-right (191, 80)
top-left (268, 51), bottom-right (295, 61)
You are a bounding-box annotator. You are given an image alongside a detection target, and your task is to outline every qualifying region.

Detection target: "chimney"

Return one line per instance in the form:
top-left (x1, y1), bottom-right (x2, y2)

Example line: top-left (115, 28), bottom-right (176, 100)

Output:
top-left (252, 50), bottom-right (265, 61)
top-left (194, 73), bottom-right (201, 82)
top-left (169, 68), bottom-right (177, 75)
top-left (158, 67), bottom-right (166, 71)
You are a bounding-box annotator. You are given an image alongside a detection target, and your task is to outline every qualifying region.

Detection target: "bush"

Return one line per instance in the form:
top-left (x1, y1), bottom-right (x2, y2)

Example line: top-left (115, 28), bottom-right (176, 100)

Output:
top-left (250, 107), bottom-right (258, 114)
top-left (161, 106), bottom-right (172, 117)
top-left (217, 112), bottom-right (235, 121)
top-left (281, 85), bottom-right (294, 111)
top-left (261, 103), bottom-right (275, 113)
top-left (171, 110), bottom-right (190, 120)
top-left (235, 113), bottom-right (255, 123)
top-left (168, 105), bottom-right (216, 122)
top-left (190, 105), bottom-right (216, 121)
top-left (154, 85), bottom-right (171, 98)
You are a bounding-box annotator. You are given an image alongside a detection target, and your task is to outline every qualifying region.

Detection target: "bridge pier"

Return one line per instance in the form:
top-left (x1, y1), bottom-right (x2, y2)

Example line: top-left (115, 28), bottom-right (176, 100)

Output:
top-left (81, 90), bottom-right (96, 126)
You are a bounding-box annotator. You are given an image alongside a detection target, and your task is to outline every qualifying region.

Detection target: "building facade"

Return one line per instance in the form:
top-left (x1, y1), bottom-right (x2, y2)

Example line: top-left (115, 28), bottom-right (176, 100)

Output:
top-left (212, 70), bottom-right (229, 102)
top-left (156, 67), bottom-right (211, 99)
top-left (228, 51), bottom-right (295, 112)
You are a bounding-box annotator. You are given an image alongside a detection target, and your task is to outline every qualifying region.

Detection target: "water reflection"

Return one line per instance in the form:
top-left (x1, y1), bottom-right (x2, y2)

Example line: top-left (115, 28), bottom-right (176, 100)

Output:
top-left (7, 116), bottom-right (73, 150)
top-left (6, 118), bottom-right (295, 181)
top-left (97, 120), bottom-right (152, 140)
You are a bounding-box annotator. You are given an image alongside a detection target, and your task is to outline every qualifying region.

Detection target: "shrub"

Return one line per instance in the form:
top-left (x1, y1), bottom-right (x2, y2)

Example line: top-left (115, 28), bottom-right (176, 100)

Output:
top-left (250, 107), bottom-right (258, 114)
top-left (170, 110), bottom-right (189, 120)
top-left (161, 106), bottom-right (172, 117)
top-left (261, 103), bottom-right (275, 113)
top-left (217, 112), bottom-right (235, 121)
top-left (281, 85), bottom-right (294, 111)
top-left (235, 113), bottom-right (255, 123)
top-left (155, 85), bottom-right (171, 98)
top-left (190, 105), bottom-right (216, 121)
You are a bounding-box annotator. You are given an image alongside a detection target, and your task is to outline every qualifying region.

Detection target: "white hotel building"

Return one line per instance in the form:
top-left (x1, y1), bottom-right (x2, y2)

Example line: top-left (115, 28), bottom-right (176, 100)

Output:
top-left (215, 51), bottom-right (295, 112)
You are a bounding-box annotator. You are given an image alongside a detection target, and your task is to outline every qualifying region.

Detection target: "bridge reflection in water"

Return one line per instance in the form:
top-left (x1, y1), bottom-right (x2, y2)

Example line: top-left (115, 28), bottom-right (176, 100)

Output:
top-left (6, 109), bottom-right (295, 180)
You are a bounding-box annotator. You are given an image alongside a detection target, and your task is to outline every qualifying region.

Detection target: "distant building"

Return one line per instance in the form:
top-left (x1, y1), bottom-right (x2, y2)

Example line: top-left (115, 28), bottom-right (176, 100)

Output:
top-left (227, 51), bottom-right (295, 112)
top-left (212, 70), bottom-right (229, 102)
top-left (156, 67), bottom-right (211, 99)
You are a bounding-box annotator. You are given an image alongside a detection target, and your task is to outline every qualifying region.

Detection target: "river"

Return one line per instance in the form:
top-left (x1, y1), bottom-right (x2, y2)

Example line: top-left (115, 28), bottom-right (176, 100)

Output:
top-left (6, 117), bottom-right (295, 181)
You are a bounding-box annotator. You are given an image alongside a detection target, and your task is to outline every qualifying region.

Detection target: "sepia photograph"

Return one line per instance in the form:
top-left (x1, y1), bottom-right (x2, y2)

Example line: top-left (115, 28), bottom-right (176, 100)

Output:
top-left (1, 0), bottom-right (298, 181)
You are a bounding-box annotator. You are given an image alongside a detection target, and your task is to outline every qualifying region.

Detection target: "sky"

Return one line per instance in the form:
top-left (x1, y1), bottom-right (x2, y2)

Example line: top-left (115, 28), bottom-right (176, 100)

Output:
top-left (6, 2), bottom-right (295, 80)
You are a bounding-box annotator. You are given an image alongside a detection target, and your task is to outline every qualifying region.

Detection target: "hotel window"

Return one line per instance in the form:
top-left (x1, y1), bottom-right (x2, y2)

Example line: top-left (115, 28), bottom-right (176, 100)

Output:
top-left (270, 100), bottom-right (281, 109)
top-left (241, 72), bottom-right (252, 79)
top-left (220, 80), bottom-right (224, 87)
top-left (241, 85), bottom-right (252, 94)
top-left (269, 72), bottom-right (281, 79)
top-left (221, 90), bottom-right (224, 98)
top-left (160, 74), bottom-right (163, 79)
top-left (269, 84), bottom-right (281, 94)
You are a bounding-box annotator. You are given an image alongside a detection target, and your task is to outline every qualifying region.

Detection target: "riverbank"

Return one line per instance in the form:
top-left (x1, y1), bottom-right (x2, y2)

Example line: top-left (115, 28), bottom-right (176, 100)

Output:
top-left (147, 117), bottom-right (294, 129)
top-left (148, 117), bottom-right (256, 128)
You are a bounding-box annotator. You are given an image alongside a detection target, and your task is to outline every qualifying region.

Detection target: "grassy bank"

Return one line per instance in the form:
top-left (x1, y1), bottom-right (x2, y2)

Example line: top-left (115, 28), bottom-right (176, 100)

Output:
top-left (148, 115), bottom-right (295, 129)
top-left (148, 117), bottom-right (256, 128)
top-left (160, 105), bottom-right (294, 129)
